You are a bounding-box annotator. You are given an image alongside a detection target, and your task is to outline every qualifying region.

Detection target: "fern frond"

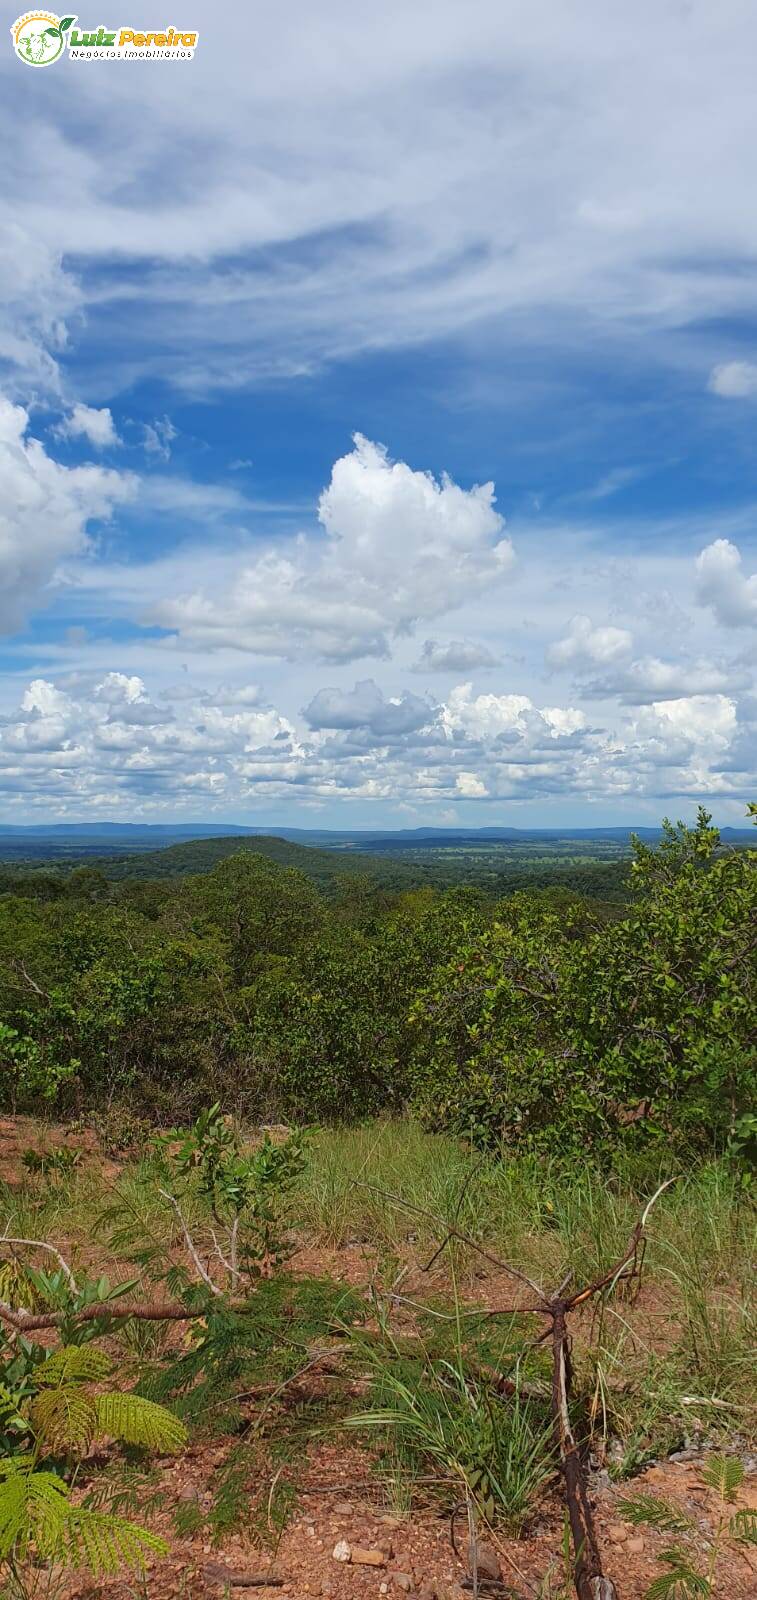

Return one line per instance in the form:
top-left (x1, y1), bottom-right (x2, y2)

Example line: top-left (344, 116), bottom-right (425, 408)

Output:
top-left (63, 1507), bottom-right (167, 1576)
top-left (0, 1463), bottom-right (70, 1560)
top-left (31, 1386), bottom-right (98, 1453)
top-left (617, 1492), bottom-right (692, 1532)
top-left (701, 1453), bottom-right (743, 1502)
top-left (645, 1548), bottom-right (711, 1600)
top-left (35, 1346), bottom-right (112, 1387)
top-left (730, 1506), bottom-right (757, 1545)
top-left (95, 1393), bottom-right (188, 1453)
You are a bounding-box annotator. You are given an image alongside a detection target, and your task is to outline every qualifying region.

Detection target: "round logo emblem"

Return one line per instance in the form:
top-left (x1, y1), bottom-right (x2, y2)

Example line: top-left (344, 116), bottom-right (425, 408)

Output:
top-left (10, 12), bottom-right (74, 67)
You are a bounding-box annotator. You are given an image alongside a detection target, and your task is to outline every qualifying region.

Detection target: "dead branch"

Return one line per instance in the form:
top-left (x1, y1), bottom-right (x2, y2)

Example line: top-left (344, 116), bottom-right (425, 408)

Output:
top-left (0, 1233), bottom-right (78, 1291)
top-left (0, 1294), bottom-right (256, 1332)
top-left (354, 1180), bottom-right (549, 1305)
top-left (158, 1187), bottom-right (222, 1295)
top-left (360, 1175), bottom-right (677, 1600)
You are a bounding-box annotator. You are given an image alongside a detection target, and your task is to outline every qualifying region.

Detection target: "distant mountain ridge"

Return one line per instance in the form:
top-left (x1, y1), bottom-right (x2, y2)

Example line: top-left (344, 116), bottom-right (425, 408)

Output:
top-left (0, 820), bottom-right (751, 849)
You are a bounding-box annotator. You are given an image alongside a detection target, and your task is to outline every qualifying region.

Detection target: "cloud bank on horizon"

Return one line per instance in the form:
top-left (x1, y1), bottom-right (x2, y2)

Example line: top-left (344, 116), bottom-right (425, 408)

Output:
top-left (0, 0), bottom-right (755, 825)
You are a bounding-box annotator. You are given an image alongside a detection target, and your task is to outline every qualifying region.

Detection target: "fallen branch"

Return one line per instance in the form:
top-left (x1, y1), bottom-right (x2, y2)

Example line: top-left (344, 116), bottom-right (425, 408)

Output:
top-left (204, 1564), bottom-right (286, 1588)
top-left (0, 1294), bottom-right (254, 1332)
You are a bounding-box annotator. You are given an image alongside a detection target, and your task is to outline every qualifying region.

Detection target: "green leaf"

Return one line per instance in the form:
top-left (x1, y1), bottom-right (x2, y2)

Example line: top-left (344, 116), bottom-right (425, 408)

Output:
top-left (95, 1392), bottom-right (188, 1453)
top-left (63, 1507), bottom-right (167, 1577)
top-left (617, 1492), bottom-right (691, 1532)
top-left (645, 1548), bottom-right (711, 1599)
top-left (59, 16), bottom-right (76, 30)
top-left (0, 1464), bottom-right (70, 1561)
top-left (35, 1346), bottom-right (112, 1387)
top-left (730, 1506), bottom-right (757, 1545)
top-left (701, 1453), bottom-right (743, 1503)
top-left (31, 1386), bottom-right (98, 1453)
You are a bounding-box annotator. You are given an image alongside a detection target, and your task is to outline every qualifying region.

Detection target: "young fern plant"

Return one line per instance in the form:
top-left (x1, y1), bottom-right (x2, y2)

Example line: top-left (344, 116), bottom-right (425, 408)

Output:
top-left (0, 1343), bottom-right (188, 1584)
top-left (618, 1454), bottom-right (757, 1599)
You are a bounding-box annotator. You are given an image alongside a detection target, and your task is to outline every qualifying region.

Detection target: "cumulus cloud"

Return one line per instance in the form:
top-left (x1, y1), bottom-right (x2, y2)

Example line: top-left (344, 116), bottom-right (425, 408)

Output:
top-left (708, 362), bottom-right (757, 398)
top-left (456, 770), bottom-right (488, 797)
top-left (646, 694), bottom-right (737, 746)
top-left (411, 638), bottom-right (501, 672)
top-left (304, 679), bottom-right (433, 736)
top-left (548, 614), bottom-right (633, 668)
top-left (153, 435), bottom-right (514, 661)
top-left (0, 666), bottom-right (748, 816)
top-left (0, 396), bottom-right (135, 634)
top-left (441, 683), bottom-right (586, 743)
top-left (56, 404), bottom-right (120, 450)
top-left (695, 539), bottom-right (757, 627)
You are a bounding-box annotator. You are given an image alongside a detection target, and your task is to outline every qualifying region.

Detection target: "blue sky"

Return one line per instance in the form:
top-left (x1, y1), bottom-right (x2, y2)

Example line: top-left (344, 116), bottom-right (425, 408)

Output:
top-left (0, 0), bottom-right (755, 826)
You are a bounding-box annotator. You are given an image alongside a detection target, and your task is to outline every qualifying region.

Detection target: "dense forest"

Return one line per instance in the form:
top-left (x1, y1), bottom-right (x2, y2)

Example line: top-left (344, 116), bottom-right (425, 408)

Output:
top-left (1, 808), bottom-right (754, 1163)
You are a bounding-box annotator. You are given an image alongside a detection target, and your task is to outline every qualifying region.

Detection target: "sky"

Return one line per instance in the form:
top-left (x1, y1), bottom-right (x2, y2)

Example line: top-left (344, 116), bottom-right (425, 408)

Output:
top-left (0, 0), bottom-right (756, 828)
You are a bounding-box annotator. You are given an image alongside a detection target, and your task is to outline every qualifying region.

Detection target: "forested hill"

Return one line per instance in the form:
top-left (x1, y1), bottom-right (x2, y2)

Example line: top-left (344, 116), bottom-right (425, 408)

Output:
top-left (82, 834), bottom-right (426, 891)
top-left (0, 831), bottom-right (635, 901)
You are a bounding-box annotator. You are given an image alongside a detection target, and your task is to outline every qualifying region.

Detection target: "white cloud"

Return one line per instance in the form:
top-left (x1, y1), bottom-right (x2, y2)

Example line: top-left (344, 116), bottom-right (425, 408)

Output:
top-left (411, 638), bottom-right (501, 672)
top-left (441, 683), bottom-right (585, 743)
top-left (585, 653), bottom-right (749, 704)
top-left (456, 770), bottom-right (488, 797)
top-left (57, 403), bottom-right (120, 449)
top-left (153, 434), bottom-right (514, 661)
top-left (0, 224), bottom-right (79, 395)
top-left (0, 395), bottom-right (135, 634)
top-left (708, 361), bottom-right (757, 398)
top-left (0, 664), bottom-right (749, 817)
top-left (9, 4), bottom-right (757, 400)
top-left (695, 538), bottom-right (757, 627)
top-left (639, 694), bottom-right (737, 749)
top-left (548, 613), bottom-right (633, 668)
top-left (142, 417), bottom-right (177, 460)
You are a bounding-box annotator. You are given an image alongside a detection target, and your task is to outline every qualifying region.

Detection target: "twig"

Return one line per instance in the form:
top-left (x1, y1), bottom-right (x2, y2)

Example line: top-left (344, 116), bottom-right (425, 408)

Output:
top-left (353, 1181), bottom-right (548, 1305)
top-left (158, 1188), bottom-right (222, 1296)
top-left (0, 1234), bottom-right (78, 1292)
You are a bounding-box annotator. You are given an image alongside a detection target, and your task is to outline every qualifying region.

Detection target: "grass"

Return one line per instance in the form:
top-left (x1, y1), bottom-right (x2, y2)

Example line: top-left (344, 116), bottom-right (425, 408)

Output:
top-left (1, 1117), bottom-right (754, 1490)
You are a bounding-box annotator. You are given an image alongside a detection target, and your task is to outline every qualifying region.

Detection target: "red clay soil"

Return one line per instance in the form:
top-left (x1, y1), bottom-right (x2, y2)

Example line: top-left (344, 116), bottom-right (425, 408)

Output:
top-left (58, 1446), bottom-right (757, 1600)
top-left (2, 1121), bottom-right (755, 1600)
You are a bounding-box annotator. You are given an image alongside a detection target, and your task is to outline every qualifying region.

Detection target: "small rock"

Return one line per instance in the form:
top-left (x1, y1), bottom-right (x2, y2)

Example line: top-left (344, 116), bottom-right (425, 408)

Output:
top-left (380, 1515), bottom-right (403, 1528)
top-left (608, 1523), bottom-right (628, 1544)
top-left (352, 1547), bottom-right (387, 1567)
top-left (392, 1574), bottom-right (414, 1593)
top-left (380, 1586), bottom-right (389, 1596)
top-left (467, 1540), bottom-right (501, 1582)
top-left (626, 1536), bottom-right (645, 1555)
top-left (333, 1500), bottom-right (353, 1515)
top-left (320, 1585), bottom-right (335, 1598)
top-left (332, 1540), bottom-right (352, 1563)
